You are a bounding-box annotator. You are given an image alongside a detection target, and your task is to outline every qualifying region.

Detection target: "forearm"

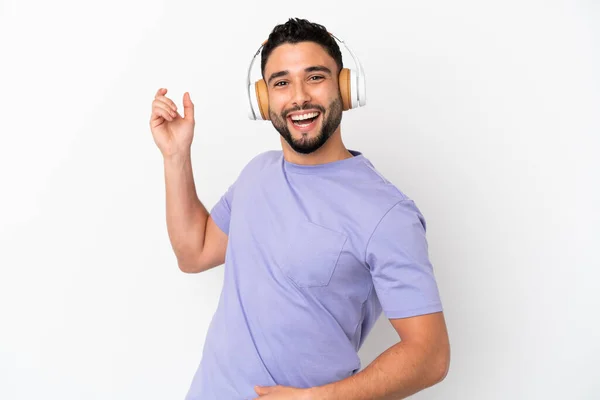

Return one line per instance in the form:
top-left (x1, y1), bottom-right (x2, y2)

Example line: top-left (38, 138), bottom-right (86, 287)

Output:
top-left (163, 152), bottom-right (208, 265)
top-left (312, 340), bottom-right (446, 400)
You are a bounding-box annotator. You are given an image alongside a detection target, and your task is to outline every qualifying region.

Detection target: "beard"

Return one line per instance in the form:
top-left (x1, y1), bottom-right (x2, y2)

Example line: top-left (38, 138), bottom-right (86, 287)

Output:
top-left (269, 97), bottom-right (343, 155)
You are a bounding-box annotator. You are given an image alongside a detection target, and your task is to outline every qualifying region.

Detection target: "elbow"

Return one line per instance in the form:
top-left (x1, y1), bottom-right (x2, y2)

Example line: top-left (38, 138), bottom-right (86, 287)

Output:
top-left (176, 252), bottom-right (205, 274)
top-left (178, 262), bottom-right (202, 274)
top-left (430, 344), bottom-right (451, 384)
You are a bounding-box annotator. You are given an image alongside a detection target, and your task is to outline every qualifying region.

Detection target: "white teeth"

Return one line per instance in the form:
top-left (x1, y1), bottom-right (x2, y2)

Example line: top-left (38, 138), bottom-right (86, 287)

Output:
top-left (290, 112), bottom-right (319, 121)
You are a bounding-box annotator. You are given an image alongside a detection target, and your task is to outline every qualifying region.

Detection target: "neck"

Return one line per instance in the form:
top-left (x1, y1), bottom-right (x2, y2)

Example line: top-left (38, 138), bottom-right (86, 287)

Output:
top-left (280, 127), bottom-right (353, 165)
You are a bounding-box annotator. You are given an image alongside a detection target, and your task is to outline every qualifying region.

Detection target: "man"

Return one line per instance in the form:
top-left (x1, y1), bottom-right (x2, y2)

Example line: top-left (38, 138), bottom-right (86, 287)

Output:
top-left (149, 18), bottom-right (450, 400)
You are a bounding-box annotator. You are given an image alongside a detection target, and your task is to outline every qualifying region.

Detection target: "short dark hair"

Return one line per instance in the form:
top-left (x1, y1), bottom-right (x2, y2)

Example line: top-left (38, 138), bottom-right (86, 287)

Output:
top-left (260, 18), bottom-right (343, 78)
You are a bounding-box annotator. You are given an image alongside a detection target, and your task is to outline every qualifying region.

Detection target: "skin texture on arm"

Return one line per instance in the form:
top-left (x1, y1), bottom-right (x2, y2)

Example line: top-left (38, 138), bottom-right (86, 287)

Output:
top-left (254, 312), bottom-right (450, 400)
top-left (189, 214), bottom-right (228, 272)
top-left (315, 312), bottom-right (450, 400)
top-left (163, 153), bottom-right (227, 273)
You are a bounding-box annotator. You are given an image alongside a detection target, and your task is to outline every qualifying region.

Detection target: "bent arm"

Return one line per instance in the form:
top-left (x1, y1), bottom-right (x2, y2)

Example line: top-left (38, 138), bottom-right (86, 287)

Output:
top-left (312, 312), bottom-right (450, 400)
top-left (163, 152), bottom-right (227, 273)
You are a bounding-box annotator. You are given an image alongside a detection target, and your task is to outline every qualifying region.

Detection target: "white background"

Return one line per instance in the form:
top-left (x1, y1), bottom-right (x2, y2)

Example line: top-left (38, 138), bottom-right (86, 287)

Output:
top-left (1, 1), bottom-right (598, 399)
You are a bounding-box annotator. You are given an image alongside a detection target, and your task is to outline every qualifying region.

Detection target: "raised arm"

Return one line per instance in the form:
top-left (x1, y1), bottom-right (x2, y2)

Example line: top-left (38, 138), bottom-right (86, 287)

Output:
top-left (151, 88), bottom-right (227, 273)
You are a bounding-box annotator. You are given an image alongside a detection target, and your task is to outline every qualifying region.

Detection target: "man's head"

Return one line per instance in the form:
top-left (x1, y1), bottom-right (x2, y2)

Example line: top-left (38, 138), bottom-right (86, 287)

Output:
top-left (261, 18), bottom-right (344, 155)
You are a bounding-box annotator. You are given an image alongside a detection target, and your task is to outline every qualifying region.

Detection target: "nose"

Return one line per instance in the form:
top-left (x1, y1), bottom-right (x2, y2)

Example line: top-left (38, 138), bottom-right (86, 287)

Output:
top-left (291, 81), bottom-right (311, 108)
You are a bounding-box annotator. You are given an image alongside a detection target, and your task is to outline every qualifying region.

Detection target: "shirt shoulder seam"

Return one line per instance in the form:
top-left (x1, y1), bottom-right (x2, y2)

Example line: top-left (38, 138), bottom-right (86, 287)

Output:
top-left (363, 199), bottom-right (410, 266)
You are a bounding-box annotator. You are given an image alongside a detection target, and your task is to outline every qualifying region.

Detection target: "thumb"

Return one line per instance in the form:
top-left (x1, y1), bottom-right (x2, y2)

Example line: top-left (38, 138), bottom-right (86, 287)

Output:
top-left (254, 385), bottom-right (275, 395)
top-left (183, 92), bottom-right (194, 121)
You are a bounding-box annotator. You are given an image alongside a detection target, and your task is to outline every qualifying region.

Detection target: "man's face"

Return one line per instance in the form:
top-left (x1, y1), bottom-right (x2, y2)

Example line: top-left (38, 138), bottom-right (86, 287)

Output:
top-left (263, 41), bottom-right (343, 154)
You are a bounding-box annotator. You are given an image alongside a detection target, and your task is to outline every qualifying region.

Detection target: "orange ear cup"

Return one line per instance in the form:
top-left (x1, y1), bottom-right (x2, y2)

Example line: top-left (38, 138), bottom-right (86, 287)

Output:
top-left (338, 68), bottom-right (352, 111)
top-left (255, 79), bottom-right (270, 120)
top-left (254, 68), bottom-right (352, 120)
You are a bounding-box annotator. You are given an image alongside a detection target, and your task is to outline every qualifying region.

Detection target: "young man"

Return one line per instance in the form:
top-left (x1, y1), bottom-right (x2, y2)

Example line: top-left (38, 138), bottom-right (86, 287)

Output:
top-left (149, 18), bottom-right (450, 400)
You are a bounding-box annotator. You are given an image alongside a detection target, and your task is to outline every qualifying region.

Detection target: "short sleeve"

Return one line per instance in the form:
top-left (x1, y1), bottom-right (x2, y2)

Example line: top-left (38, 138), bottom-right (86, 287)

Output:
top-left (208, 151), bottom-right (274, 235)
top-left (366, 199), bottom-right (443, 319)
top-left (210, 183), bottom-right (235, 235)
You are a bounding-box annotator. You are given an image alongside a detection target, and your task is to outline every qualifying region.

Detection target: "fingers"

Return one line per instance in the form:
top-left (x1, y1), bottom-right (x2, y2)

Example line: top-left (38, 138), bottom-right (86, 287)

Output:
top-left (183, 92), bottom-right (194, 121)
top-left (151, 87), bottom-right (179, 123)
top-left (152, 100), bottom-right (176, 122)
top-left (153, 105), bottom-right (175, 122)
top-left (154, 88), bottom-right (178, 113)
top-left (150, 88), bottom-right (193, 125)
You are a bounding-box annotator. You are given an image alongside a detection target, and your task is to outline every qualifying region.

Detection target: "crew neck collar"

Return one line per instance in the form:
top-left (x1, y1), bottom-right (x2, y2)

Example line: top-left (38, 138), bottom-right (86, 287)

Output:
top-left (283, 150), bottom-right (364, 174)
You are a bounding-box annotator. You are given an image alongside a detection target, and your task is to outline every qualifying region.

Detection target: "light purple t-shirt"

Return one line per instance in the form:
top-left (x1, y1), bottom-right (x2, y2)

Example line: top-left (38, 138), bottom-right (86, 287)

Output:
top-left (185, 150), bottom-right (443, 399)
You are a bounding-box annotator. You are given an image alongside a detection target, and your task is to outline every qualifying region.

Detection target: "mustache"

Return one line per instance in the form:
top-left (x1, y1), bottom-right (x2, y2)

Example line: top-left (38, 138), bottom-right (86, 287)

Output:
top-left (282, 104), bottom-right (326, 119)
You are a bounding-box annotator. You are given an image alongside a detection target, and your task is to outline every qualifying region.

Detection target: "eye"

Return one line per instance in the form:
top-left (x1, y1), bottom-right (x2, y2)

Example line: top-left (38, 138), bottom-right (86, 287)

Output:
top-left (274, 81), bottom-right (287, 87)
top-left (309, 75), bottom-right (324, 81)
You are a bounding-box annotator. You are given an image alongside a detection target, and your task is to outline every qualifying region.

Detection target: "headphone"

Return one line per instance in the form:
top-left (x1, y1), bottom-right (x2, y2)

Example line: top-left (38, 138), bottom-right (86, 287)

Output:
top-left (246, 33), bottom-right (366, 120)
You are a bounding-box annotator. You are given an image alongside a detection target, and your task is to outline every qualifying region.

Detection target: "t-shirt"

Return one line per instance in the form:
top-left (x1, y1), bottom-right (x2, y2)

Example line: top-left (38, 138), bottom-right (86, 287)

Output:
top-left (184, 150), bottom-right (443, 400)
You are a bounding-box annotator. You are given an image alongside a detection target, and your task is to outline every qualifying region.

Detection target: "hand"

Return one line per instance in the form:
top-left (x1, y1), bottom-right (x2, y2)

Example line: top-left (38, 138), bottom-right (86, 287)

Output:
top-left (149, 88), bottom-right (195, 159)
top-left (253, 385), bottom-right (315, 400)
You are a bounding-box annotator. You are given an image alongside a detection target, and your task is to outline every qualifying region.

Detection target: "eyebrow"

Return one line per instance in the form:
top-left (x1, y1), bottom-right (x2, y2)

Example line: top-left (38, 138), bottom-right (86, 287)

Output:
top-left (267, 65), bottom-right (332, 85)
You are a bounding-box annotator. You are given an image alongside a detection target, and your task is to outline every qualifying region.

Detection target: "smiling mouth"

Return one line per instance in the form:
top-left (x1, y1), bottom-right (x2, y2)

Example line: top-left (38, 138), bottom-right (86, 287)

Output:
top-left (288, 111), bottom-right (321, 129)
